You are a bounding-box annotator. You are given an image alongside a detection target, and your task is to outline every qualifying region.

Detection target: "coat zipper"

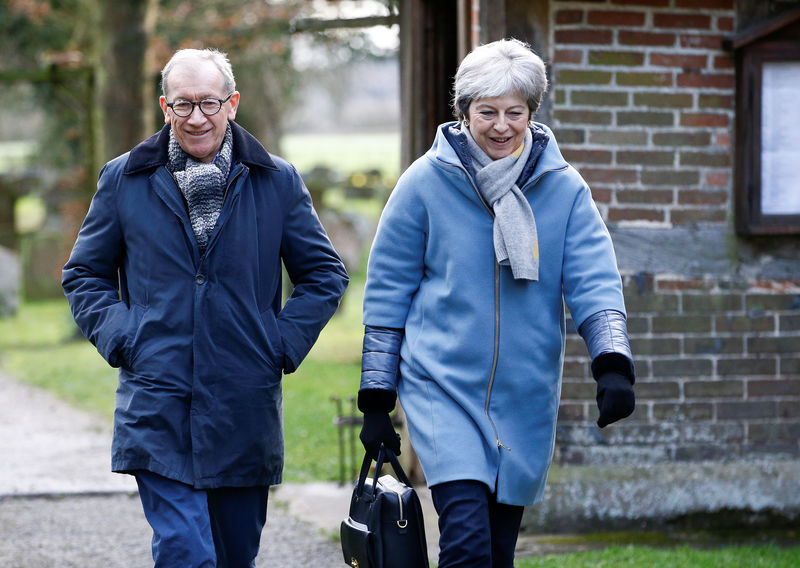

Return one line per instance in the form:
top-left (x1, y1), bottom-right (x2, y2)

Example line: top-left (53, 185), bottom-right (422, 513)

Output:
top-left (435, 156), bottom-right (569, 453)
top-left (436, 157), bottom-right (509, 452)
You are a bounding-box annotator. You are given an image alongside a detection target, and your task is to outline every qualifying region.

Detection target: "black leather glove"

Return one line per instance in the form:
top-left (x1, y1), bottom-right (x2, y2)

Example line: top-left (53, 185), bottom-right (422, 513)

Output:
top-left (360, 412), bottom-right (401, 459)
top-left (595, 371), bottom-right (635, 428)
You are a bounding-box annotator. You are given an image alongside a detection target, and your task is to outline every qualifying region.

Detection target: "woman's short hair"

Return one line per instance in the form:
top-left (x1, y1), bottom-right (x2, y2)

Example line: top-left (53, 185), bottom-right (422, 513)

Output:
top-left (452, 38), bottom-right (548, 120)
top-left (161, 48), bottom-right (236, 97)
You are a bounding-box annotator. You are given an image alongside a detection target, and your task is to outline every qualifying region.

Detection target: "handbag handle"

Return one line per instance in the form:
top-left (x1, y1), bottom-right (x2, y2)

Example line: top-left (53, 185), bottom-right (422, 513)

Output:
top-left (355, 444), bottom-right (413, 499)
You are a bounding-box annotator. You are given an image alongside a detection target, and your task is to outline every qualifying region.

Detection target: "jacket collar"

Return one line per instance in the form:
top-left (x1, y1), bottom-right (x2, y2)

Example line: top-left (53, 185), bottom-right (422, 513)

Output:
top-left (430, 121), bottom-right (567, 186)
top-left (124, 121), bottom-right (278, 175)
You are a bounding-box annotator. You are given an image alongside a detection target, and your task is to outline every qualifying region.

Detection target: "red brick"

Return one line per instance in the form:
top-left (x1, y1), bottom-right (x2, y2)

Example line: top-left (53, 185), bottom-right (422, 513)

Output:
top-left (653, 357), bottom-right (713, 377)
top-left (678, 189), bottom-right (728, 205)
top-left (650, 52), bottom-right (708, 70)
top-left (617, 189), bottom-right (674, 204)
top-left (612, 0), bottom-right (669, 6)
top-left (652, 131), bottom-right (711, 146)
top-left (654, 12), bottom-right (712, 29)
top-left (630, 337), bottom-right (681, 355)
top-left (716, 133), bottom-right (731, 147)
top-left (714, 314), bottom-right (775, 333)
top-left (572, 90), bottom-right (629, 106)
top-left (698, 93), bottom-right (733, 109)
top-left (717, 16), bottom-right (735, 32)
top-left (634, 92), bottom-right (693, 108)
top-left (589, 130), bottom-right (648, 145)
top-left (581, 167), bottom-right (638, 185)
top-left (557, 403), bottom-right (587, 422)
top-left (619, 30), bottom-right (676, 46)
top-left (713, 54), bottom-right (734, 70)
top-left (554, 49), bottom-right (583, 64)
top-left (590, 186), bottom-right (612, 203)
top-left (618, 150), bottom-right (675, 166)
top-left (608, 207), bottom-right (665, 223)
top-left (555, 29), bottom-right (614, 45)
top-left (555, 9), bottom-right (584, 24)
top-left (557, 69), bottom-right (614, 84)
top-left (636, 381), bottom-right (680, 399)
top-left (554, 109), bottom-right (613, 125)
top-left (749, 379), bottom-right (800, 397)
top-left (618, 111), bottom-right (674, 126)
top-left (618, 72), bottom-right (674, 87)
top-left (641, 169), bottom-right (699, 186)
top-left (680, 112), bottom-right (729, 128)
top-left (589, 50), bottom-right (645, 66)
top-left (561, 148), bottom-right (613, 164)
top-left (675, 0), bottom-right (733, 9)
top-left (677, 72), bottom-right (735, 89)
top-left (749, 336), bottom-right (800, 354)
top-left (680, 33), bottom-right (726, 49)
top-left (717, 401), bottom-right (777, 420)
top-left (685, 380), bottom-right (743, 398)
top-left (671, 208), bottom-right (727, 225)
top-left (680, 151), bottom-right (731, 167)
top-left (653, 403), bottom-right (713, 421)
top-left (588, 10), bottom-right (646, 27)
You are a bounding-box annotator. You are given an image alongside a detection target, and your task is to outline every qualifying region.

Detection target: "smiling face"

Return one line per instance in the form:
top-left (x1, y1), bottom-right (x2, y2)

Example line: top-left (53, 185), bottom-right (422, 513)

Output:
top-left (159, 59), bottom-right (239, 163)
top-left (467, 92), bottom-right (530, 160)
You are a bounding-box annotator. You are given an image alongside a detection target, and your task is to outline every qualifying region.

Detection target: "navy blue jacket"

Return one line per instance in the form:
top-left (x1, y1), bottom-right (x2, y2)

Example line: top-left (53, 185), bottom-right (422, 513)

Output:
top-left (62, 122), bottom-right (348, 488)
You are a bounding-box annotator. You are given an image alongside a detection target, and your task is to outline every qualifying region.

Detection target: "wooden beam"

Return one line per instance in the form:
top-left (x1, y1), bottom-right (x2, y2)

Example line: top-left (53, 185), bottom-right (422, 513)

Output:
top-left (290, 14), bottom-right (399, 33)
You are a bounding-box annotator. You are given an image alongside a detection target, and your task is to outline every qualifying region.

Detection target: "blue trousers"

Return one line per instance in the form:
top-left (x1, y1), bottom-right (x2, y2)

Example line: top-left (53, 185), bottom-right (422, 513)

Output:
top-left (135, 471), bottom-right (269, 568)
top-left (431, 480), bottom-right (525, 568)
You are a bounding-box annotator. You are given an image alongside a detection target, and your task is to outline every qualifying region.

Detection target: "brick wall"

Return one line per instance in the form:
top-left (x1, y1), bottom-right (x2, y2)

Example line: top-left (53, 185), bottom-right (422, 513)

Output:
top-left (551, 0), bottom-right (735, 227)
top-left (560, 276), bottom-right (800, 464)
top-left (549, 1), bottom-right (800, 464)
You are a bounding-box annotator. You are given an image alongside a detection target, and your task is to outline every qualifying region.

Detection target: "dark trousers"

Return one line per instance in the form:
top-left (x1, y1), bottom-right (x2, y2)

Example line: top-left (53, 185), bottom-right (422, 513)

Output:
top-left (431, 480), bottom-right (525, 568)
top-left (135, 470), bottom-right (269, 568)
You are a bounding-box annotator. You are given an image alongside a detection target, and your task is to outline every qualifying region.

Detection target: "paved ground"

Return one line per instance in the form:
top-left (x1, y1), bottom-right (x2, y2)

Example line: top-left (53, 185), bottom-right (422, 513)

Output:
top-left (0, 370), bottom-right (439, 567)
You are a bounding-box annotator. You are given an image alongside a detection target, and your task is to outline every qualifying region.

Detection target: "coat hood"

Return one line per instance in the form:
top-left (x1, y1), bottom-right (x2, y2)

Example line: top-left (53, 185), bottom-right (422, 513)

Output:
top-left (427, 121), bottom-right (569, 187)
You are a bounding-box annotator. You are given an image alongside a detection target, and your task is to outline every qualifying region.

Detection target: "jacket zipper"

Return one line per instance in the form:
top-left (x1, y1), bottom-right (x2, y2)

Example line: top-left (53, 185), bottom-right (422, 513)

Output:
top-left (435, 156), bottom-right (569, 453)
top-left (436, 158), bottom-right (509, 452)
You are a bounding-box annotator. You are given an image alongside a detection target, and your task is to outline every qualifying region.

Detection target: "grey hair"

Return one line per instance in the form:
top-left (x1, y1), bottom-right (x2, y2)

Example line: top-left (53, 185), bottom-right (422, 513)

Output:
top-left (161, 48), bottom-right (236, 97)
top-left (452, 38), bottom-right (548, 120)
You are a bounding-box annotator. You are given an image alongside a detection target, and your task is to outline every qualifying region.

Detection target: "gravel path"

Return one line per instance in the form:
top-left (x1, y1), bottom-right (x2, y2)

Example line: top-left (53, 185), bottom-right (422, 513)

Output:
top-left (0, 371), bottom-right (343, 567)
top-left (0, 493), bottom-right (343, 568)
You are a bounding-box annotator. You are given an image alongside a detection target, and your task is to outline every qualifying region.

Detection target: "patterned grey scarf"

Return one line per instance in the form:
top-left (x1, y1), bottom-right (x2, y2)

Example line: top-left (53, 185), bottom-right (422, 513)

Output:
top-left (462, 123), bottom-right (539, 281)
top-left (168, 124), bottom-right (233, 254)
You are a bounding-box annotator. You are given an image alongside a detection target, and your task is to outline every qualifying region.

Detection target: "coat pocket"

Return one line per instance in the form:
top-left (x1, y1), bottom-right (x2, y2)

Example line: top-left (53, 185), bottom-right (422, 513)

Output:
top-left (259, 308), bottom-right (286, 374)
top-left (120, 303), bottom-right (149, 370)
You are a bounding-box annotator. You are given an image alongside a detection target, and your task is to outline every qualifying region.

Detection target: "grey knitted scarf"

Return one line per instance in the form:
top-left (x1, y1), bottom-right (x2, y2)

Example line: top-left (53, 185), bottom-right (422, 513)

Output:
top-left (168, 124), bottom-right (233, 254)
top-left (463, 123), bottom-right (539, 281)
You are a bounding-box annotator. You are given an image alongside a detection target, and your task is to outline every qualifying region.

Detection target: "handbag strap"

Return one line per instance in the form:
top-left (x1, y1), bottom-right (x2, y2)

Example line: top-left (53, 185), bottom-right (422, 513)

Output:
top-left (355, 444), bottom-right (414, 499)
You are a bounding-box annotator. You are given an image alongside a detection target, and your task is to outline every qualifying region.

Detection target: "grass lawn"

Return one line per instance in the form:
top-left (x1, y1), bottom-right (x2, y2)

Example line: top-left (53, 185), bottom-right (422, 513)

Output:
top-left (282, 131), bottom-right (401, 179)
top-left (0, 277), bottom-right (366, 483)
top-left (516, 544), bottom-right (800, 567)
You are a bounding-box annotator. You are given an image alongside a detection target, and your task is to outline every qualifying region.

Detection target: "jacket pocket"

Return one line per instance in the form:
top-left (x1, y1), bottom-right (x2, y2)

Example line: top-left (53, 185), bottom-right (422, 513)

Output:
top-left (118, 303), bottom-right (148, 370)
top-left (259, 308), bottom-right (286, 374)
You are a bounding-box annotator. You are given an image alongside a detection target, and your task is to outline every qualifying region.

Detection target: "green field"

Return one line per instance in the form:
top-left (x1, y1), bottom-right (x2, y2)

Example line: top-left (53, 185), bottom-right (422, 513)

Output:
top-left (0, 285), bottom-right (365, 483)
top-left (516, 544), bottom-right (800, 567)
top-left (282, 131), bottom-right (401, 179)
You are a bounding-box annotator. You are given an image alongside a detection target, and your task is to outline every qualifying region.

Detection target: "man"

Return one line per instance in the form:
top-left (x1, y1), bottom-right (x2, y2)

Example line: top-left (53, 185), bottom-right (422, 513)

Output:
top-left (62, 48), bottom-right (348, 567)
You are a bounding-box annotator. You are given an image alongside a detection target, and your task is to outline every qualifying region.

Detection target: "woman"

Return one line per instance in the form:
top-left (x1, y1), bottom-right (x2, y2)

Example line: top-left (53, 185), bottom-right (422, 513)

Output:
top-left (357, 39), bottom-right (635, 567)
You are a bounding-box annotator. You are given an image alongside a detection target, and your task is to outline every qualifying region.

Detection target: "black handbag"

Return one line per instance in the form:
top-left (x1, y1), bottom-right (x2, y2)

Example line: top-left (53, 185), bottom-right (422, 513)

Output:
top-left (340, 445), bottom-right (429, 568)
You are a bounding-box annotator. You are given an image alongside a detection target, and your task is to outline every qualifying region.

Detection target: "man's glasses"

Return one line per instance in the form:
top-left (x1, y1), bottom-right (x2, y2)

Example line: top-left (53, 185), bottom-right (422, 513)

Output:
top-left (166, 93), bottom-right (233, 117)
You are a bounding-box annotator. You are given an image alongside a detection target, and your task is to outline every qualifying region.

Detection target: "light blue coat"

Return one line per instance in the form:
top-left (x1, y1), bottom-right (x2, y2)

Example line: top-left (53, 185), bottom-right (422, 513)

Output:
top-left (362, 122), bottom-right (626, 505)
